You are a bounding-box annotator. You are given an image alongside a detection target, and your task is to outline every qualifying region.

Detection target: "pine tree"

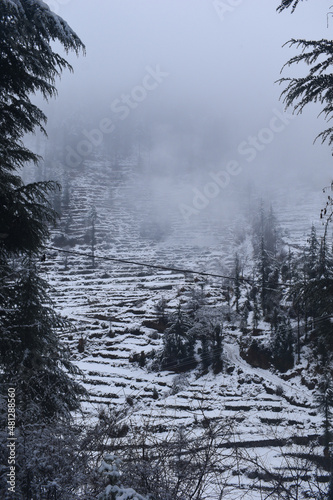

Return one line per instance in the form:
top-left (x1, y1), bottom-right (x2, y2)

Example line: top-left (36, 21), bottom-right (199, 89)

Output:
top-left (265, 206), bottom-right (278, 256)
top-left (240, 299), bottom-right (250, 332)
top-left (0, 259), bottom-right (85, 424)
top-left (271, 319), bottom-right (294, 372)
top-left (292, 226), bottom-right (333, 365)
top-left (252, 287), bottom-right (261, 331)
top-left (200, 334), bottom-right (211, 372)
top-left (212, 323), bottom-right (223, 374)
top-left (0, 3), bottom-right (87, 498)
top-left (0, 0), bottom-right (85, 421)
top-left (306, 225), bottom-right (319, 280)
top-left (98, 455), bottom-right (148, 500)
top-left (0, 0), bottom-right (84, 209)
top-left (277, 1), bottom-right (333, 147)
top-left (316, 378), bottom-right (333, 454)
top-left (86, 205), bottom-right (98, 268)
top-left (252, 202), bottom-right (282, 320)
top-left (0, 0), bottom-right (84, 257)
top-left (161, 305), bottom-right (196, 371)
top-left (234, 253), bottom-right (241, 314)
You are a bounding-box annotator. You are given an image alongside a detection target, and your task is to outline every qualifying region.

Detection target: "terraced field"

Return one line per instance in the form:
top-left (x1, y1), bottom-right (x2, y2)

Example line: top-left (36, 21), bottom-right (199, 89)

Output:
top-left (39, 156), bottom-right (329, 498)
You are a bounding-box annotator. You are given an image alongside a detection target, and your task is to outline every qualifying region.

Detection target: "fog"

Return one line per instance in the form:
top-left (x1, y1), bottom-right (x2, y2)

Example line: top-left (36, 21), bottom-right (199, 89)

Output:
top-left (31, 0), bottom-right (333, 235)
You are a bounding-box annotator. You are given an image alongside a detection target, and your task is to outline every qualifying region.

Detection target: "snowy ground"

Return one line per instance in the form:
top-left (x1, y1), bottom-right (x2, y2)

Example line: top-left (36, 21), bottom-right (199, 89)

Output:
top-left (38, 156), bottom-right (330, 498)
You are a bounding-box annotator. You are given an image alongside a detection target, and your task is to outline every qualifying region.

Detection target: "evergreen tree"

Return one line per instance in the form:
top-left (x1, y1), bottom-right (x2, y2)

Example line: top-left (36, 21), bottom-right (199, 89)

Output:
top-left (291, 227), bottom-right (320, 333)
top-left (212, 323), bottom-right (223, 374)
top-left (234, 253), bottom-right (241, 313)
top-left (85, 205), bottom-right (98, 268)
top-left (186, 281), bottom-right (206, 317)
top-left (0, 0), bottom-right (84, 256)
top-left (0, 0), bottom-right (84, 230)
top-left (277, 1), bottom-right (333, 147)
top-left (0, 419), bottom-right (90, 499)
top-left (306, 225), bottom-right (320, 280)
top-left (316, 378), bottom-right (333, 453)
top-left (161, 305), bottom-right (196, 371)
top-left (259, 235), bottom-right (268, 312)
top-left (271, 319), bottom-right (294, 372)
top-left (0, 259), bottom-right (85, 426)
top-left (200, 334), bottom-right (211, 372)
top-left (251, 287), bottom-right (261, 331)
top-left (0, 11), bottom-right (85, 498)
top-left (98, 455), bottom-right (148, 500)
top-left (281, 246), bottom-right (294, 284)
top-left (0, 0), bottom-right (85, 413)
top-left (240, 298), bottom-right (250, 332)
top-left (265, 205), bottom-right (279, 256)
top-left (62, 174), bottom-right (71, 210)
top-left (291, 226), bottom-right (333, 366)
top-left (252, 202), bottom-right (282, 320)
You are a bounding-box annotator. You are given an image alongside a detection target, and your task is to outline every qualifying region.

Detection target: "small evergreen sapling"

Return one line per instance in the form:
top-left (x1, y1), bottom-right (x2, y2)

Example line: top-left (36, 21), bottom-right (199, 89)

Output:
top-left (98, 455), bottom-right (147, 500)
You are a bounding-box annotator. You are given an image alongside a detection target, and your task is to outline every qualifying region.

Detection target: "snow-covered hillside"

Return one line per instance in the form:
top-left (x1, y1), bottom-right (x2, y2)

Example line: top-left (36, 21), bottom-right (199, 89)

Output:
top-left (39, 155), bottom-right (330, 498)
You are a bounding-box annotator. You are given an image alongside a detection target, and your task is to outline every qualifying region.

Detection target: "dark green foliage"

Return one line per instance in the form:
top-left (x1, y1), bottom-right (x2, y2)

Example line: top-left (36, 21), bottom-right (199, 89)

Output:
top-left (252, 203), bottom-right (282, 321)
top-left (186, 282), bottom-right (206, 316)
top-left (316, 378), bottom-right (333, 452)
top-left (85, 205), bottom-right (98, 268)
top-left (277, 2), bottom-right (333, 231)
top-left (277, 0), bottom-right (333, 147)
top-left (280, 246), bottom-right (295, 284)
top-left (306, 225), bottom-right (320, 280)
top-left (271, 320), bottom-right (294, 372)
top-left (161, 305), bottom-right (196, 372)
top-left (278, 38), bottom-right (333, 145)
top-left (252, 203), bottom-right (281, 257)
top-left (0, 0), bottom-right (85, 175)
top-left (251, 287), bottom-right (261, 330)
top-left (212, 323), bottom-right (223, 374)
top-left (240, 299), bottom-right (250, 332)
top-left (0, 421), bottom-right (90, 500)
top-left (152, 387), bottom-right (159, 400)
top-left (0, 0), bottom-right (85, 259)
top-left (234, 254), bottom-right (241, 313)
top-left (277, 0), bottom-right (303, 13)
top-left (139, 351), bottom-right (146, 368)
top-left (200, 334), bottom-right (211, 372)
top-left (240, 338), bottom-right (271, 370)
top-left (0, 260), bottom-right (85, 424)
top-left (291, 230), bottom-right (333, 365)
top-left (97, 454), bottom-right (148, 500)
top-left (158, 297), bottom-right (225, 374)
top-left (0, 179), bottom-right (60, 258)
top-left (193, 315), bottom-right (224, 373)
top-left (0, 0), bottom-right (85, 432)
